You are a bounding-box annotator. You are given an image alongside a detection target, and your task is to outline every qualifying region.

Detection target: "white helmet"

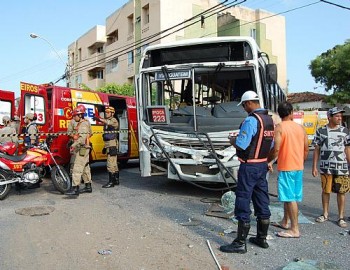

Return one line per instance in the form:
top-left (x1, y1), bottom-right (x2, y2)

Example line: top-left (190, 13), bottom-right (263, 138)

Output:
top-left (237, 90), bottom-right (260, 106)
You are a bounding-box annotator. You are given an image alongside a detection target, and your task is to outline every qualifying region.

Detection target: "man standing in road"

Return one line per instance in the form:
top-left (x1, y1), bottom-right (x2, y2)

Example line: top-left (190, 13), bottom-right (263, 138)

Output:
top-left (65, 105), bottom-right (92, 196)
top-left (93, 106), bottom-right (120, 188)
top-left (312, 107), bottom-right (350, 228)
top-left (220, 90), bottom-right (274, 254)
top-left (268, 101), bottom-right (309, 238)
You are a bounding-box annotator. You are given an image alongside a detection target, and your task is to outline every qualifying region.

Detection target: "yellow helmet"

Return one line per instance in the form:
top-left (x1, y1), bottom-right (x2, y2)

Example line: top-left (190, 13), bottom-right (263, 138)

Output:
top-left (105, 106), bottom-right (115, 114)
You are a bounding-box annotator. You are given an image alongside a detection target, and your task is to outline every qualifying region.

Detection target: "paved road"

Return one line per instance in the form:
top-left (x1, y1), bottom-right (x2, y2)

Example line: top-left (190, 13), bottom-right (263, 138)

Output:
top-left (0, 152), bottom-right (349, 270)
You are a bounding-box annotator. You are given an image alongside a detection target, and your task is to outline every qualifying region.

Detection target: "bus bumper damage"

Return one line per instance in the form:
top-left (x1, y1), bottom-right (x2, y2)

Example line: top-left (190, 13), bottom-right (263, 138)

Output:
top-left (139, 122), bottom-right (240, 184)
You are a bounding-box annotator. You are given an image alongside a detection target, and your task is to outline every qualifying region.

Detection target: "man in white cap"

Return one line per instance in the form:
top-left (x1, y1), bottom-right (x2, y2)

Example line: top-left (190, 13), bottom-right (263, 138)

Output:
top-left (312, 107), bottom-right (350, 228)
top-left (220, 90), bottom-right (274, 254)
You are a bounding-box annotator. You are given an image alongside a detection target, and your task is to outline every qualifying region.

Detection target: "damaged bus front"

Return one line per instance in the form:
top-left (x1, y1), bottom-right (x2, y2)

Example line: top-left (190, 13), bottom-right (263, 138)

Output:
top-left (136, 37), bottom-right (284, 184)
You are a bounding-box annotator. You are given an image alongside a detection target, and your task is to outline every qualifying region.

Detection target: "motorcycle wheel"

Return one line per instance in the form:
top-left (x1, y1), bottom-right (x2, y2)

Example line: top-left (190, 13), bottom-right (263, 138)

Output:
top-left (51, 165), bottom-right (71, 194)
top-left (0, 170), bottom-right (11, 200)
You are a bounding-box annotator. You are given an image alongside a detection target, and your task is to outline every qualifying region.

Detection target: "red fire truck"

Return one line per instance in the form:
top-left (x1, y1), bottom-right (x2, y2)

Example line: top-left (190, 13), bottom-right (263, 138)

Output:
top-left (0, 89), bottom-right (15, 125)
top-left (17, 82), bottom-right (138, 166)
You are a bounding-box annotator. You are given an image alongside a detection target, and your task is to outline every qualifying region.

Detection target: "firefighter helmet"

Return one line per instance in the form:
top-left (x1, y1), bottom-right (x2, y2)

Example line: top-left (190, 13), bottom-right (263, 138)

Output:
top-left (105, 106), bottom-right (115, 114)
top-left (2, 115), bottom-right (11, 124)
top-left (76, 104), bottom-right (86, 114)
top-left (72, 106), bottom-right (85, 116)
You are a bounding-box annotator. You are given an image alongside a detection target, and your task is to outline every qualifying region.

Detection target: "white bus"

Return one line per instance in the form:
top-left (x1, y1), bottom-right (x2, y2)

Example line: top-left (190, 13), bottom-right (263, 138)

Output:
top-left (135, 36), bottom-right (285, 185)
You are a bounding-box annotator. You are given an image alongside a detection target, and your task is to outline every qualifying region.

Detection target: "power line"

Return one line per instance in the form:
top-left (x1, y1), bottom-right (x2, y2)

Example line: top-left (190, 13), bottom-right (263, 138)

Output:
top-left (72, 0), bottom-right (322, 77)
top-left (320, 0), bottom-right (350, 10)
top-left (202, 1), bottom-right (322, 38)
top-left (71, 0), bottom-right (238, 75)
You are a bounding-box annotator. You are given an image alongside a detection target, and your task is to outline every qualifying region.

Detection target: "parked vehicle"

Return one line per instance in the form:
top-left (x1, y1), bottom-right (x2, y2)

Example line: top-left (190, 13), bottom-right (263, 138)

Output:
top-left (136, 36), bottom-right (285, 184)
top-left (0, 89), bottom-right (15, 126)
top-left (17, 82), bottom-right (139, 166)
top-left (0, 141), bottom-right (71, 200)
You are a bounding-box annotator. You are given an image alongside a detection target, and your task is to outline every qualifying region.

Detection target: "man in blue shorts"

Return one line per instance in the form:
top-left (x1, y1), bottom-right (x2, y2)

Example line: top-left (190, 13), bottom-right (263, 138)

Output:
top-left (268, 101), bottom-right (308, 238)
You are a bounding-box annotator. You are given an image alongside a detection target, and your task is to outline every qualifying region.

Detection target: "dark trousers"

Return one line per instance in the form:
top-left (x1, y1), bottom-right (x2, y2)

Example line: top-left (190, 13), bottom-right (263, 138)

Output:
top-left (234, 162), bottom-right (271, 222)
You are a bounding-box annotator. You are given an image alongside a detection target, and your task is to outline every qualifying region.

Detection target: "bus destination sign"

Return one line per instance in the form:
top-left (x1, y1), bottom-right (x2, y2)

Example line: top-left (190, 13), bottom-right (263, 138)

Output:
top-left (154, 70), bottom-right (191, 81)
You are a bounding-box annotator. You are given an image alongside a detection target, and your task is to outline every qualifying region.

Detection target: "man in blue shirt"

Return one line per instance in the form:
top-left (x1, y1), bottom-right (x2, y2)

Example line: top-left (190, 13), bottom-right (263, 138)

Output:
top-left (220, 91), bottom-right (274, 254)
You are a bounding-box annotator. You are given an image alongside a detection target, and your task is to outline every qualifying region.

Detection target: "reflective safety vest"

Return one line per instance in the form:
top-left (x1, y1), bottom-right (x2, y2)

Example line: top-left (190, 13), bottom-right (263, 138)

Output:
top-left (237, 110), bottom-right (274, 163)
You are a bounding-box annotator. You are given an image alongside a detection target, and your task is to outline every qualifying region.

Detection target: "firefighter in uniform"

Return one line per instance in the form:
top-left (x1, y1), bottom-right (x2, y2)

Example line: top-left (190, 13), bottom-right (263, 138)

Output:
top-left (23, 113), bottom-right (38, 147)
top-left (65, 105), bottom-right (92, 196)
top-left (0, 116), bottom-right (18, 145)
top-left (67, 104), bottom-right (93, 194)
top-left (220, 91), bottom-right (274, 254)
top-left (93, 106), bottom-right (120, 188)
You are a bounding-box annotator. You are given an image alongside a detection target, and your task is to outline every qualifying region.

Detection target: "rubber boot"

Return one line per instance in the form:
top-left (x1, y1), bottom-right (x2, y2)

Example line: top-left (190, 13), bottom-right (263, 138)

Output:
top-left (249, 219), bottom-right (270, 248)
top-left (80, 183), bottom-right (92, 193)
top-left (220, 220), bottom-right (250, 254)
top-left (65, 185), bottom-right (79, 196)
top-left (102, 173), bottom-right (115, 188)
top-left (114, 171), bottom-right (120, 185)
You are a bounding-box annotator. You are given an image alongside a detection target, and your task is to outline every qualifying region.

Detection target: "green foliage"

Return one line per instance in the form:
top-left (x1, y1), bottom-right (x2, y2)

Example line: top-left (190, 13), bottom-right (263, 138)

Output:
top-left (80, 83), bottom-right (91, 90)
top-left (309, 40), bottom-right (350, 103)
top-left (96, 83), bottom-right (134, 96)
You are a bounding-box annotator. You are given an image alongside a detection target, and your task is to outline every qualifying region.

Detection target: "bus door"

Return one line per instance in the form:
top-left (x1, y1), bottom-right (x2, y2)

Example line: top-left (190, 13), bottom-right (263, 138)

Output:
top-left (0, 89), bottom-right (15, 126)
top-left (70, 89), bottom-right (106, 161)
top-left (108, 95), bottom-right (138, 161)
top-left (19, 82), bottom-right (49, 143)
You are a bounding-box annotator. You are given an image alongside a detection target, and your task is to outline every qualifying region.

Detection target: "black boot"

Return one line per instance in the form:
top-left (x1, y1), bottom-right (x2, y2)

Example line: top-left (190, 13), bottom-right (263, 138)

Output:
top-left (102, 173), bottom-right (115, 188)
top-left (249, 218), bottom-right (270, 248)
top-left (113, 171), bottom-right (119, 185)
top-left (80, 183), bottom-right (92, 193)
top-left (65, 186), bottom-right (79, 196)
top-left (220, 221), bottom-right (250, 254)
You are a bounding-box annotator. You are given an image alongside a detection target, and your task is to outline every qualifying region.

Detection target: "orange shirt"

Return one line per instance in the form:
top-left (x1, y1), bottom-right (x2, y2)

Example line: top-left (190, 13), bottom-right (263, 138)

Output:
top-left (277, 121), bottom-right (305, 171)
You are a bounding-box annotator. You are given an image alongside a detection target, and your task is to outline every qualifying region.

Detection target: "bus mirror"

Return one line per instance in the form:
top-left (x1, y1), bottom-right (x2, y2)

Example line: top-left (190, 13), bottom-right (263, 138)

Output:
top-left (266, 64), bottom-right (277, 84)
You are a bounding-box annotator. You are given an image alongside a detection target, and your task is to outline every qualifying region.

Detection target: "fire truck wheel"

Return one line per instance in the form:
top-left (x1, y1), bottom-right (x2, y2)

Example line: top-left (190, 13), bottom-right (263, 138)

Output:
top-left (51, 165), bottom-right (71, 194)
top-left (0, 170), bottom-right (11, 200)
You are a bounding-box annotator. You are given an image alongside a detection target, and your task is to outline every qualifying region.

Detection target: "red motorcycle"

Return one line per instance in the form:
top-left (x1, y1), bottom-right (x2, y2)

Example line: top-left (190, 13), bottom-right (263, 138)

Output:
top-left (0, 141), bottom-right (71, 200)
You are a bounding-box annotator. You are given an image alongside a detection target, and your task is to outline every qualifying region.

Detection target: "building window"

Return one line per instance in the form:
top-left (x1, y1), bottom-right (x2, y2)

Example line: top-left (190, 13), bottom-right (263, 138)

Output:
top-left (128, 51), bottom-right (134, 65)
top-left (78, 48), bottom-right (82, 61)
top-left (128, 13), bottom-right (134, 34)
top-left (107, 30), bottom-right (118, 45)
top-left (97, 46), bottom-right (104, 54)
top-left (142, 4), bottom-right (149, 25)
top-left (96, 70), bottom-right (104, 79)
top-left (106, 58), bottom-right (119, 74)
top-left (250, 28), bottom-right (256, 40)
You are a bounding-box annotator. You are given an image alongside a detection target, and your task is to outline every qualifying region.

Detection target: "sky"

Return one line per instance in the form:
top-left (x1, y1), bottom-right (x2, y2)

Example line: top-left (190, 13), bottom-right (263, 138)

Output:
top-left (0, 0), bottom-right (349, 97)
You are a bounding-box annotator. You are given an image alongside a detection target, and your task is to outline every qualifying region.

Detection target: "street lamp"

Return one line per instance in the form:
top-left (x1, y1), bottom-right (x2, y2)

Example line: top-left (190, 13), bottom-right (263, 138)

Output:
top-left (30, 33), bottom-right (70, 83)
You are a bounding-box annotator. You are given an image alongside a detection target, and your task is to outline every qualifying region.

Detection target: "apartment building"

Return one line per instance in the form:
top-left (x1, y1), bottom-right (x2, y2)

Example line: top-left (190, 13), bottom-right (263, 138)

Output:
top-left (68, 0), bottom-right (286, 91)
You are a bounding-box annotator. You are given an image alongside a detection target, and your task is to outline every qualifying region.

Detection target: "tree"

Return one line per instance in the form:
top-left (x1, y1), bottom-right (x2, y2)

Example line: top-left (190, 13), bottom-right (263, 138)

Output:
top-left (309, 40), bottom-right (350, 104)
top-left (79, 83), bottom-right (135, 96)
top-left (96, 83), bottom-right (134, 96)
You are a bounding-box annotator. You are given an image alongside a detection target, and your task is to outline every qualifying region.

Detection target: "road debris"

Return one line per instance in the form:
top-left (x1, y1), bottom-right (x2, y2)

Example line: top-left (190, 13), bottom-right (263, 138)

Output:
top-left (98, 249), bottom-right (112, 255)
